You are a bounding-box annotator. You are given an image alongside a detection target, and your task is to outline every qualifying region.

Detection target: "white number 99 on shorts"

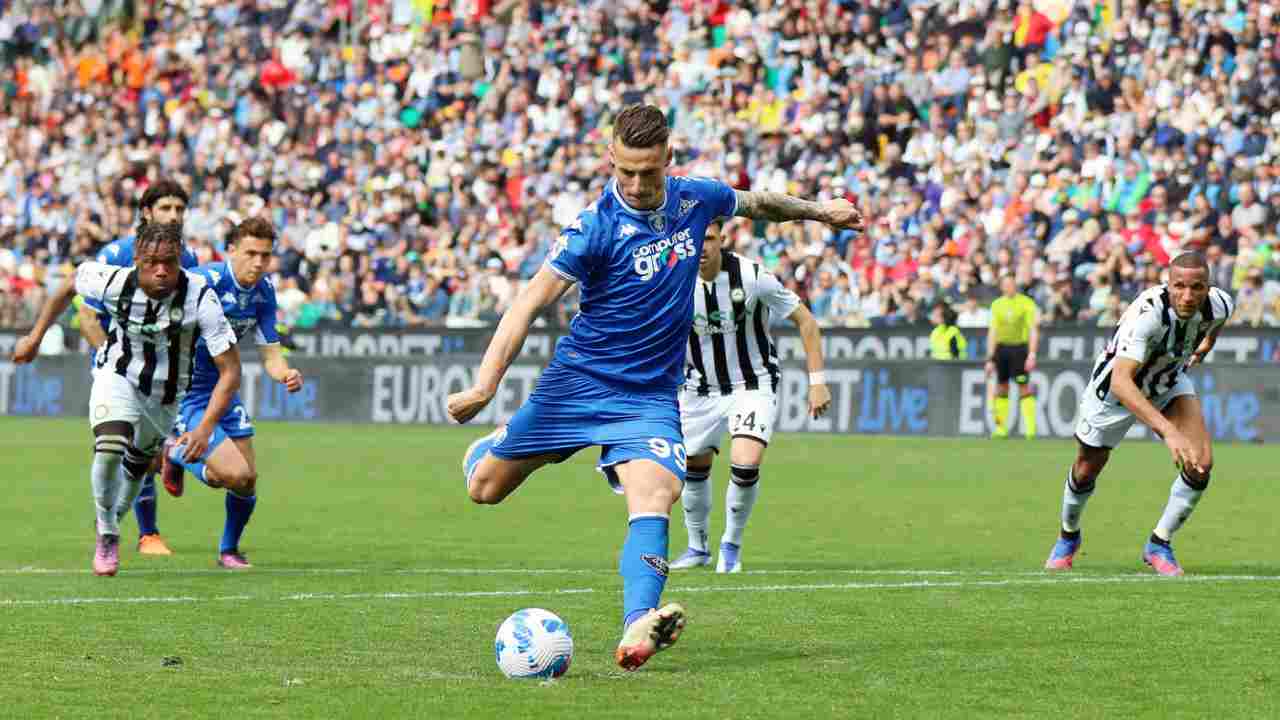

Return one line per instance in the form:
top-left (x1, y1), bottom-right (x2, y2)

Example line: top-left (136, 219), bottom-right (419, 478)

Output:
top-left (647, 438), bottom-right (687, 472)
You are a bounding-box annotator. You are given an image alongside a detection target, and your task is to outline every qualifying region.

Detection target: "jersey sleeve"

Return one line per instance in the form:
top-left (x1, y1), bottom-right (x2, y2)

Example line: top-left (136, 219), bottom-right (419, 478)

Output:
top-left (686, 176), bottom-right (739, 219)
top-left (97, 241), bottom-right (127, 266)
top-left (89, 243), bottom-right (128, 314)
top-left (180, 249), bottom-right (200, 270)
top-left (1114, 300), bottom-right (1165, 363)
top-left (1210, 287), bottom-right (1234, 330)
top-left (255, 281), bottom-right (282, 345)
top-left (196, 285), bottom-right (238, 358)
top-left (546, 210), bottom-right (601, 285)
top-left (74, 262), bottom-right (117, 305)
top-left (756, 268), bottom-right (801, 318)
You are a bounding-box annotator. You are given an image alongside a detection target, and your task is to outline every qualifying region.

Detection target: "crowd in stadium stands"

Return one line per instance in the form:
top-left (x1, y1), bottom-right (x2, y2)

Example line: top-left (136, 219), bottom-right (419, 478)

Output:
top-left (2, 0), bottom-right (1280, 336)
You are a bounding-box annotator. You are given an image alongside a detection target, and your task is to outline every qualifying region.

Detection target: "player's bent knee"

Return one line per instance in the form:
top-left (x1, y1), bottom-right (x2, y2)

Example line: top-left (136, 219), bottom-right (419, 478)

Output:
top-left (686, 459), bottom-right (714, 474)
top-left (237, 468), bottom-right (258, 495)
top-left (466, 466), bottom-right (512, 505)
top-left (1183, 468), bottom-right (1211, 491)
top-left (467, 478), bottom-right (508, 505)
top-left (730, 463), bottom-right (760, 487)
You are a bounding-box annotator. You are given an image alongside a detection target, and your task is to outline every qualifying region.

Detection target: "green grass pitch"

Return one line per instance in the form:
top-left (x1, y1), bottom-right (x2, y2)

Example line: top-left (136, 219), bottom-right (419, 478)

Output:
top-left (2, 418), bottom-right (1278, 718)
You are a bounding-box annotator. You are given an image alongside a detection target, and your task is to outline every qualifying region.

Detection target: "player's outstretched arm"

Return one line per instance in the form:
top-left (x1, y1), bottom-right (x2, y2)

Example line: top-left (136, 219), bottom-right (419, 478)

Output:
top-left (11, 275), bottom-right (80, 363)
top-left (260, 343), bottom-right (303, 393)
top-left (178, 345), bottom-right (243, 462)
top-left (788, 304), bottom-right (831, 419)
top-left (448, 266), bottom-right (574, 424)
top-left (1110, 358), bottom-right (1202, 472)
top-left (733, 191), bottom-right (865, 231)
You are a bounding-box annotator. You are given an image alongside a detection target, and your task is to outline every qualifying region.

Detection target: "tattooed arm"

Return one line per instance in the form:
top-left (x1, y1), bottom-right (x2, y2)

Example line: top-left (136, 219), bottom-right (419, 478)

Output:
top-left (733, 191), bottom-right (866, 231)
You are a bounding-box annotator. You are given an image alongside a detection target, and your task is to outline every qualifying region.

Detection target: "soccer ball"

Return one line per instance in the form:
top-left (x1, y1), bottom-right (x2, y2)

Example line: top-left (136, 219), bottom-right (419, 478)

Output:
top-left (494, 608), bottom-right (573, 679)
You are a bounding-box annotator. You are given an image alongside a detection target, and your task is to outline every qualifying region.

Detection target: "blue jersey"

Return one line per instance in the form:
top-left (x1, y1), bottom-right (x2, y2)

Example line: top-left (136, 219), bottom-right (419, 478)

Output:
top-left (186, 261), bottom-right (280, 398)
top-left (96, 236), bottom-right (200, 270)
top-left (547, 176), bottom-right (737, 393)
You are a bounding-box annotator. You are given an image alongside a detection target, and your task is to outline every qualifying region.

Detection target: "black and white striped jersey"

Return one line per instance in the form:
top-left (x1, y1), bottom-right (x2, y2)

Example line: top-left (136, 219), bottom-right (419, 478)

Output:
top-left (1087, 284), bottom-right (1234, 403)
top-left (685, 251), bottom-right (800, 396)
top-left (75, 261), bottom-right (237, 405)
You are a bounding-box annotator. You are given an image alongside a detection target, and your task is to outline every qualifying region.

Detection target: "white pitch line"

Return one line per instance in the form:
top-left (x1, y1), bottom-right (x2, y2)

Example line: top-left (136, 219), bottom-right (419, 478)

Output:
top-left (3, 574), bottom-right (1279, 608)
top-left (0, 566), bottom-right (1166, 578)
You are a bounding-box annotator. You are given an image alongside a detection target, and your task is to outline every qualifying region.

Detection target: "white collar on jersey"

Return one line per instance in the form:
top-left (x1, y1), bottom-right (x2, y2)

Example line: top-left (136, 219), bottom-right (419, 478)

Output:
top-left (610, 179), bottom-right (670, 217)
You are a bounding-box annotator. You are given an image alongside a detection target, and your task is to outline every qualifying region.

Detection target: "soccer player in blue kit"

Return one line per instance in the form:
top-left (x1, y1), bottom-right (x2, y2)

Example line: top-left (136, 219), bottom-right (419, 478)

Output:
top-left (161, 217), bottom-right (304, 568)
top-left (82, 180), bottom-right (198, 556)
top-left (448, 105), bottom-right (864, 671)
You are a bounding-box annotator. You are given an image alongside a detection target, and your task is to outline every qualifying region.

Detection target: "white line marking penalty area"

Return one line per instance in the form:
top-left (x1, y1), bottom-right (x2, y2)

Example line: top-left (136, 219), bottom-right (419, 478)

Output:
top-left (3, 574), bottom-right (1279, 608)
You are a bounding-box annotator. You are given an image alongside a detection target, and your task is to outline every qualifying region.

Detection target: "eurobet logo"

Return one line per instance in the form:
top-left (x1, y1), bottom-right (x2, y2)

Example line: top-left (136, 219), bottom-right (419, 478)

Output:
top-left (633, 228), bottom-right (695, 281)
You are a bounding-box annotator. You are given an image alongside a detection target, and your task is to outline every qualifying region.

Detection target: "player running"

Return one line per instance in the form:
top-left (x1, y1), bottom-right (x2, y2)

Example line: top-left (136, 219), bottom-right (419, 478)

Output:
top-left (80, 179), bottom-right (198, 555)
top-left (12, 222), bottom-right (240, 576)
top-left (1044, 252), bottom-right (1234, 576)
top-left (670, 218), bottom-right (831, 574)
top-left (448, 104), bottom-right (864, 671)
top-left (161, 217), bottom-right (303, 569)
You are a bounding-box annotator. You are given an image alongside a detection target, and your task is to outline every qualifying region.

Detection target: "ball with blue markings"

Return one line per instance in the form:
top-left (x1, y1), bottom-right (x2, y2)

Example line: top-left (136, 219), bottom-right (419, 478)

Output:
top-left (494, 608), bottom-right (573, 679)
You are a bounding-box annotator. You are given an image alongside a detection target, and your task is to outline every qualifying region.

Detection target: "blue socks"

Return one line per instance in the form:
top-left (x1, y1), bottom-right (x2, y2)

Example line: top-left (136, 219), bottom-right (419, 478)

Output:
top-left (620, 514), bottom-right (670, 628)
top-left (221, 492), bottom-right (257, 554)
top-left (133, 475), bottom-right (159, 536)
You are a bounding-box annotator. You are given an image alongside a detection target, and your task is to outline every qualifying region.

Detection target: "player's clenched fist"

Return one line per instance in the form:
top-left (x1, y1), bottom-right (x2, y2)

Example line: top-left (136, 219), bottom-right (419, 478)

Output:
top-left (808, 383), bottom-right (832, 420)
top-left (448, 386), bottom-right (494, 424)
top-left (822, 199), bottom-right (866, 232)
top-left (11, 334), bottom-right (40, 364)
top-left (281, 368), bottom-right (304, 393)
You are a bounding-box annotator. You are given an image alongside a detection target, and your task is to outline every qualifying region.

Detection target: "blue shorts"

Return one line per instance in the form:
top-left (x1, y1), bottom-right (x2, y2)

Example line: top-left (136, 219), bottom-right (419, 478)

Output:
top-left (176, 393), bottom-right (254, 460)
top-left (490, 363), bottom-right (687, 491)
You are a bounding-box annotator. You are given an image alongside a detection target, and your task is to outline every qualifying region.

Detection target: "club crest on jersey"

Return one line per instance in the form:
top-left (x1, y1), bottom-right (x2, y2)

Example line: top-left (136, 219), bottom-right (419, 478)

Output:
top-left (648, 212), bottom-right (667, 234)
top-left (632, 229), bottom-right (695, 281)
top-left (168, 307), bottom-right (184, 324)
top-left (730, 288), bottom-right (746, 303)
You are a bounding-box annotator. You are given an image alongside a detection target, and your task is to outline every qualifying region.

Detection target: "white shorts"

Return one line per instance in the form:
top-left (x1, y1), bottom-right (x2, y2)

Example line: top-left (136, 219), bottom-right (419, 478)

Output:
top-left (1074, 375), bottom-right (1195, 450)
top-left (88, 370), bottom-right (178, 455)
top-left (680, 387), bottom-right (778, 457)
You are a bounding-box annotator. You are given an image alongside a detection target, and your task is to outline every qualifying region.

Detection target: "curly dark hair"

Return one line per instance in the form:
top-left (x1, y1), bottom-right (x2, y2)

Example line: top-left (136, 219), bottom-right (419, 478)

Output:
top-left (134, 221), bottom-right (184, 259)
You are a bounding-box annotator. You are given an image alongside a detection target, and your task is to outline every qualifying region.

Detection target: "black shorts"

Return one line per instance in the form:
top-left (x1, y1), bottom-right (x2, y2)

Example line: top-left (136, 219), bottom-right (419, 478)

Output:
top-left (994, 343), bottom-right (1030, 384)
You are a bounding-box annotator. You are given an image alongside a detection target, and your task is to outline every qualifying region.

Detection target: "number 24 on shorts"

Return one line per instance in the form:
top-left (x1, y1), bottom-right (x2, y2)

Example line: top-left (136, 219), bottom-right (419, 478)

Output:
top-left (648, 438), bottom-right (687, 472)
